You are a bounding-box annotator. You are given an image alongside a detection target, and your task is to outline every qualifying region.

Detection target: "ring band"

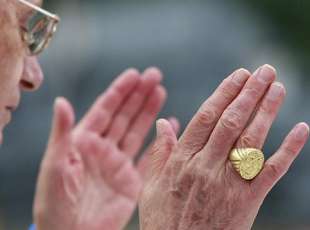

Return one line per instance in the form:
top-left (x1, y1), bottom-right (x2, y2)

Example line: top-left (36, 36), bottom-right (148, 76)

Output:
top-left (229, 148), bottom-right (265, 180)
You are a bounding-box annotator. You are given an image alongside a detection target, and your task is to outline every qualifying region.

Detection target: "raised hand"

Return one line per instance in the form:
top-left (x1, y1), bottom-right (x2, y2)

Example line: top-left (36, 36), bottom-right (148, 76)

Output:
top-left (139, 65), bottom-right (309, 230)
top-left (33, 68), bottom-right (168, 230)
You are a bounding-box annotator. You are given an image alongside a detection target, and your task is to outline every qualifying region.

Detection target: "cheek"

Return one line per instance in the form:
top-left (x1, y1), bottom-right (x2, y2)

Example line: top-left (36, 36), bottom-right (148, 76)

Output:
top-left (0, 2), bottom-right (25, 139)
top-left (0, 15), bottom-right (25, 97)
top-left (0, 43), bottom-right (24, 107)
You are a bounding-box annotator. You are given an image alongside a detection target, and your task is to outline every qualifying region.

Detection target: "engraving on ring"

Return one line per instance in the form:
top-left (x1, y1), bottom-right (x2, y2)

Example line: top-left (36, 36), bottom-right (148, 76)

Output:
top-left (229, 148), bottom-right (264, 180)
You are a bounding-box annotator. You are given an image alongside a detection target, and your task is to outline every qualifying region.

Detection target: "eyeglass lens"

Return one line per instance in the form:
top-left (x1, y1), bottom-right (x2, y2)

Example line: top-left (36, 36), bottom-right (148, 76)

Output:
top-left (26, 12), bottom-right (56, 54)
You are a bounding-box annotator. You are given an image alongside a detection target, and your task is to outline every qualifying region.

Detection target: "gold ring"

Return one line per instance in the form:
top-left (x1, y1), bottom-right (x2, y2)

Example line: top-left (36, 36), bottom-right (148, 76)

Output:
top-left (229, 148), bottom-right (265, 180)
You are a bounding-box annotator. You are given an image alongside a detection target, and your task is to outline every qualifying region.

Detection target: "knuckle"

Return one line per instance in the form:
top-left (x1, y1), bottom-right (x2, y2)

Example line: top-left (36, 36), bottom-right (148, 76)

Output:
top-left (220, 109), bottom-right (242, 130)
top-left (244, 88), bottom-right (260, 99)
top-left (218, 82), bottom-right (236, 100)
top-left (259, 100), bottom-right (275, 114)
top-left (197, 103), bottom-right (217, 126)
top-left (283, 145), bottom-right (297, 156)
top-left (162, 137), bottom-right (177, 154)
top-left (258, 105), bottom-right (272, 115)
top-left (265, 162), bottom-right (285, 180)
top-left (179, 169), bottom-right (195, 187)
top-left (239, 134), bottom-right (257, 148)
top-left (172, 168), bottom-right (196, 199)
top-left (232, 92), bottom-right (255, 113)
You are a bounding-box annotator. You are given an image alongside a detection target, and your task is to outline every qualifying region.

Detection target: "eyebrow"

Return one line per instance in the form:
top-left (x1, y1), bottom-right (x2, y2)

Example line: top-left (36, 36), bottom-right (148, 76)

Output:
top-left (18, 0), bottom-right (59, 20)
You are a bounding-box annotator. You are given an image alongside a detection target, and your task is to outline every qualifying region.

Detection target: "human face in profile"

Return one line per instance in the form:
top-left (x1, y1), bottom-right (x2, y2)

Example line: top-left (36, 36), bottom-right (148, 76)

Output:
top-left (0, 0), bottom-right (59, 143)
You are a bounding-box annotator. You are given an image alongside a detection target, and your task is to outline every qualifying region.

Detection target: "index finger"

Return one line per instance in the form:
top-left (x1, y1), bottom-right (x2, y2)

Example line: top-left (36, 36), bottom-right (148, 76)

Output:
top-left (77, 69), bottom-right (141, 134)
top-left (179, 68), bottom-right (251, 155)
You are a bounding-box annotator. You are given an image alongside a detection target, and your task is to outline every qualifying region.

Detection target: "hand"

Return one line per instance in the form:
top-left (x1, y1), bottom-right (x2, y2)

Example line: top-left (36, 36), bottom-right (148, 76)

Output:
top-left (139, 65), bottom-right (309, 230)
top-left (33, 68), bottom-right (168, 230)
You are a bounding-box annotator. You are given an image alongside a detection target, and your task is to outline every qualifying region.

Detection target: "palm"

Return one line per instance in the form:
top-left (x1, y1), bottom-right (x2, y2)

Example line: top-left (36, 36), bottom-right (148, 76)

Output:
top-left (34, 68), bottom-right (168, 230)
top-left (66, 133), bottom-right (143, 230)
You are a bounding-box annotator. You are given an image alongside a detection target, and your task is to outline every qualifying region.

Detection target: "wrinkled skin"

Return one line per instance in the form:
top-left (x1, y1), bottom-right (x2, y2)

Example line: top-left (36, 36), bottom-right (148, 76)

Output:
top-left (0, 0), bottom-right (44, 143)
top-left (33, 68), bottom-right (180, 230)
top-left (139, 65), bottom-right (309, 230)
top-left (1, 1), bottom-right (178, 229)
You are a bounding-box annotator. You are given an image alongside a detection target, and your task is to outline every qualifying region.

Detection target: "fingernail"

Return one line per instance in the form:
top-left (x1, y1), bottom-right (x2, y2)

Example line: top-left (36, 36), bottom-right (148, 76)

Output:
top-left (156, 119), bottom-right (165, 129)
top-left (54, 97), bottom-right (62, 108)
top-left (232, 68), bottom-right (250, 86)
top-left (125, 68), bottom-right (140, 76)
top-left (253, 64), bottom-right (276, 84)
top-left (156, 119), bottom-right (167, 137)
top-left (267, 82), bottom-right (285, 101)
top-left (295, 123), bottom-right (310, 140)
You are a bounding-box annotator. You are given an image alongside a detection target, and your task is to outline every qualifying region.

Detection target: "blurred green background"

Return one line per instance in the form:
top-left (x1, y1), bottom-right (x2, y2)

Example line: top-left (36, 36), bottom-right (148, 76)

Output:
top-left (0, 0), bottom-right (310, 229)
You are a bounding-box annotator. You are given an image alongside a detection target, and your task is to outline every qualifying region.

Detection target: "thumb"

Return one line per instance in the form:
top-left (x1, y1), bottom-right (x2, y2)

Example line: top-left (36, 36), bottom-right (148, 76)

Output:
top-left (167, 116), bottom-right (181, 136)
top-left (49, 97), bottom-right (75, 144)
top-left (138, 118), bottom-right (178, 180)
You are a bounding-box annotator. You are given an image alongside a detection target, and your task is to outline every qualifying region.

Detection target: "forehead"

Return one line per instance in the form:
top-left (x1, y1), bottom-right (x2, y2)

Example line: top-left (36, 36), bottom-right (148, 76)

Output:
top-left (14, 0), bottom-right (44, 23)
top-left (17, 0), bottom-right (43, 9)
top-left (0, 2), bottom-right (24, 56)
top-left (19, 0), bottom-right (43, 7)
top-left (0, 1), bottom-right (17, 24)
top-left (29, 0), bottom-right (43, 7)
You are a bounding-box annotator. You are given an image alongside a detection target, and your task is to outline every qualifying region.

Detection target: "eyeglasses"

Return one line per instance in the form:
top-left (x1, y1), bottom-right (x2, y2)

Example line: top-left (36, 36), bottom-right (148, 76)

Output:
top-left (18, 0), bottom-right (60, 55)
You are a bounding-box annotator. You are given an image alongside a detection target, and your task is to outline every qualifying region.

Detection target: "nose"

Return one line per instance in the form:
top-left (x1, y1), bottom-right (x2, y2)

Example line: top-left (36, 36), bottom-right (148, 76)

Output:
top-left (20, 56), bottom-right (44, 91)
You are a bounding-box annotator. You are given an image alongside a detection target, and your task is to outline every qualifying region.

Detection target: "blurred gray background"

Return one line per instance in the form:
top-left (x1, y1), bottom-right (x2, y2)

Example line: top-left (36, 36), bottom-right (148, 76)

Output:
top-left (1, 0), bottom-right (310, 229)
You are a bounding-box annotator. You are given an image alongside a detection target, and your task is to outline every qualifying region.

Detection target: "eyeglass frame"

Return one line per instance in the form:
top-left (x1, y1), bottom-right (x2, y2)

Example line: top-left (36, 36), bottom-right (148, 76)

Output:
top-left (17, 0), bottom-right (60, 56)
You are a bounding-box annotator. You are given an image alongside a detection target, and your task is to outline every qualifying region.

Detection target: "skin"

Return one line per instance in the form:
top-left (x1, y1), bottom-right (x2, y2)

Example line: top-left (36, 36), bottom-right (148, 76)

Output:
top-left (1, 1), bottom-right (179, 229)
top-left (0, 0), bottom-right (43, 143)
top-left (33, 68), bottom-right (177, 230)
top-left (139, 65), bottom-right (310, 230)
top-left (2, 1), bottom-right (308, 230)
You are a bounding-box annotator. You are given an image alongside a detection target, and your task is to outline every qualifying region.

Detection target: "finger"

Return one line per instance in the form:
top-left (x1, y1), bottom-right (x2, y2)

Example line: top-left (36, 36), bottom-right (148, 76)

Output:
top-left (202, 64), bottom-right (276, 166)
top-left (42, 97), bottom-right (75, 169)
top-left (120, 85), bottom-right (167, 157)
top-left (78, 68), bottom-right (140, 134)
top-left (76, 132), bottom-right (129, 178)
top-left (76, 132), bottom-right (141, 200)
top-left (179, 68), bottom-right (251, 155)
top-left (137, 117), bottom-right (180, 180)
top-left (49, 97), bottom-right (75, 145)
top-left (106, 67), bottom-right (163, 142)
top-left (235, 82), bottom-right (286, 149)
top-left (168, 116), bottom-right (181, 135)
top-left (139, 119), bottom-right (178, 179)
top-left (252, 123), bottom-right (309, 197)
